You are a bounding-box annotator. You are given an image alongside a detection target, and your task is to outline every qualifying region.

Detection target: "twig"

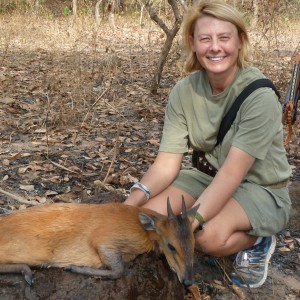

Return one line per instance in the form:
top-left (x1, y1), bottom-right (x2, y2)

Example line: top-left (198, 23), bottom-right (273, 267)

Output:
top-left (80, 87), bottom-right (110, 129)
top-left (0, 187), bottom-right (39, 206)
top-left (45, 92), bottom-right (51, 158)
top-left (102, 123), bottom-right (121, 184)
top-left (49, 160), bottom-right (80, 174)
top-left (93, 123), bottom-right (121, 193)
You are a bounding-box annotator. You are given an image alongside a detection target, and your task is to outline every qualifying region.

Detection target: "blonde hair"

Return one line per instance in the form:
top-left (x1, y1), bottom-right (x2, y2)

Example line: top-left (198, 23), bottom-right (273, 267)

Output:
top-left (182, 0), bottom-right (250, 73)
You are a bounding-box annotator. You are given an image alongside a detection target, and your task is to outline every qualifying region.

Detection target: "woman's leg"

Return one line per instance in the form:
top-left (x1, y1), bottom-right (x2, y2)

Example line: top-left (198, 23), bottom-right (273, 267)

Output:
top-left (142, 184), bottom-right (255, 257)
top-left (195, 197), bottom-right (256, 257)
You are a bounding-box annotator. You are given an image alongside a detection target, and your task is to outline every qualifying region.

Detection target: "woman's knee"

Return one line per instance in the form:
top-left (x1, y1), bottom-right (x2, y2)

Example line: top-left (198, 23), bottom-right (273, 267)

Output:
top-left (195, 227), bottom-right (227, 256)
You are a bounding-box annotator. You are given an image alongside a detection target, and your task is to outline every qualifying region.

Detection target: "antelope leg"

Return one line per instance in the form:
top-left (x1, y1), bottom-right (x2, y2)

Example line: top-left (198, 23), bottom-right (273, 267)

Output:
top-left (0, 264), bottom-right (33, 285)
top-left (65, 248), bottom-right (124, 279)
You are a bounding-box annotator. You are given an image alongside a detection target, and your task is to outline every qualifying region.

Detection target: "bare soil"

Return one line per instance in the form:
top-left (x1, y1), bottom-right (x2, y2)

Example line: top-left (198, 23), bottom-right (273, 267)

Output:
top-left (0, 13), bottom-right (300, 299)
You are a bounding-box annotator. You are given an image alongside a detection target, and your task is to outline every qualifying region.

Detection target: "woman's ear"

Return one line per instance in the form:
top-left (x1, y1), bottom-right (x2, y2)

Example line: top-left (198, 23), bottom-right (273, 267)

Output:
top-left (238, 32), bottom-right (244, 50)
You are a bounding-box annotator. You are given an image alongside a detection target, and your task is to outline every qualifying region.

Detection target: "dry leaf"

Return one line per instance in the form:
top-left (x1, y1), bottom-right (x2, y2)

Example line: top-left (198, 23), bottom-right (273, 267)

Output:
top-left (21, 152), bottom-right (31, 157)
top-left (19, 184), bottom-right (35, 191)
top-left (44, 190), bottom-right (58, 196)
top-left (34, 128), bottom-right (46, 133)
top-left (288, 242), bottom-right (295, 251)
top-left (34, 196), bottom-right (47, 203)
top-left (18, 166), bottom-right (30, 174)
top-left (10, 152), bottom-right (22, 160)
top-left (95, 137), bottom-right (106, 142)
top-left (48, 176), bottom-right (61, 183)
top-left (126, 173), bottom-right (139, 183)
top-left (18, 164), bottom-right (44, 174)
top-left (278, 246), bottom-right (291, 252)
top-left (147, 139), bottom-right (160, 146)
top-left (0, 97), bottom-right (15, 104)
top-left (54, 193), bottom-right (79, 203)
top-left (231, 284), bottom-right (246, 299)
top-left (18, 204), bottom-right (27, 210)
top-left (284, 239), bottom-right (294, 243)
top-left (211, 282), bottom-right (227, 291)
top-left (285, 231), bottom-right (291, 237)
top-left (86, 163), bottom-right (97, 170)
top-left (119, 175), bottom-right (130, 186)
top-left (187, 284), bottom-right (202, 300)
top-left (2, 159), bottom-right (10, 166)
top-left (294, 238), bottom-right (300, 245)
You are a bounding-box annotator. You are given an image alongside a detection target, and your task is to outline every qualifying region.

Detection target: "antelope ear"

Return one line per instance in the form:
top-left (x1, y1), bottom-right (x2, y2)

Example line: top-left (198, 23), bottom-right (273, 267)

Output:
top-left (138, 213), bottom-right (157, 231)
top-left (187, 204), bottom-right (200, 221)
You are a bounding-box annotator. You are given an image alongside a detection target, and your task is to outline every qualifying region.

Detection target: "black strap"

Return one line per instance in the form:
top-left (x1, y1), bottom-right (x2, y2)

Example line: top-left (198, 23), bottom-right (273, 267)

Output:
top-left (216, 78), bottom-right (280, 146)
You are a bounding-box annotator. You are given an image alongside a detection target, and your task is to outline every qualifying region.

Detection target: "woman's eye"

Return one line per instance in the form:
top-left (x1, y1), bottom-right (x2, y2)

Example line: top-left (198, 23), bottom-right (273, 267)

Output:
top-left (200, 37), bottom-right (210, 42)
top-left (167, 243), bottom-right (176, 252)
top-left (220, 36), bottom-right (230, 41)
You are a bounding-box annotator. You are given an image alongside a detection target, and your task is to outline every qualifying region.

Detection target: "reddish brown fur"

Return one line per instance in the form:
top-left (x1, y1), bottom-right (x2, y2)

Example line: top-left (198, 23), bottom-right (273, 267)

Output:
top-left (0, 201), bottom-right (198, 285)
top-left (0, 203), bottom-right (154, 267)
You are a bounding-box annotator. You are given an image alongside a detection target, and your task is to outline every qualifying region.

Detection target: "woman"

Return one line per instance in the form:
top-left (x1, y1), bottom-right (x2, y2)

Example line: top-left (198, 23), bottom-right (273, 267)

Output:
top-left (125, 0), bottom-right (291, 288)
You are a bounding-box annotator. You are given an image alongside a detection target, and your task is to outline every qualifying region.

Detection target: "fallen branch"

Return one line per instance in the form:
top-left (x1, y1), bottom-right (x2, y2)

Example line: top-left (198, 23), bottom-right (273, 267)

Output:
top-left (50, 160), bottom-right (80, 174)
top-left (0, 187), bottom-right (39, 206)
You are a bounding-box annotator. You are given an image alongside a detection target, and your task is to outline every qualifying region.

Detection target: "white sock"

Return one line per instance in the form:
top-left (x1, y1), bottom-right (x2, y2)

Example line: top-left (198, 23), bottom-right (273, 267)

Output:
top-left (254, 236), bottom-right (263, 246)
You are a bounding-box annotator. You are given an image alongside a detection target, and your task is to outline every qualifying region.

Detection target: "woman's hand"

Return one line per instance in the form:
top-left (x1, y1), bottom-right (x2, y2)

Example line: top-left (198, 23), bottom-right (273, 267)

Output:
top-left (124, 152), bottom-right (183, 206)
top-left (194, 146), bottom-right (255, 222)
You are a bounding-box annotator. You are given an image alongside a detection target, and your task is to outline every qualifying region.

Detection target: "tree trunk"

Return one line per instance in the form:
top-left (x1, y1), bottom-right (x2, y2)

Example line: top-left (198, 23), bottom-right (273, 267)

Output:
top-left (72, 0), bottom-right (77, 17)
top-left (95, 0), bottom-right (104, 26)
top-left (251, 0), bottom-right (259, 29)
top-left (108, 0), bottom-right (116, 30)
top-left (139, 4), bottom-right (145, 27)
top-left (141, 0), bottom-right (184, 93)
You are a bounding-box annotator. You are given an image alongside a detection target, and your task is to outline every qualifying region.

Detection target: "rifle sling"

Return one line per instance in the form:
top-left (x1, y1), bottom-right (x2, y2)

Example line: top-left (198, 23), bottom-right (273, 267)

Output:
top-left (216, 78), bottom-right (280, 146)
top-left (192, 78), bottom-right (280, 176)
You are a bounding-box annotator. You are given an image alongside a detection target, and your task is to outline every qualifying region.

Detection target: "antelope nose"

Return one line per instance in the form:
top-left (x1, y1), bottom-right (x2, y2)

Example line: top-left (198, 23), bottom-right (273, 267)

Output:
top-left (183, 278), bottom-right (194, 287)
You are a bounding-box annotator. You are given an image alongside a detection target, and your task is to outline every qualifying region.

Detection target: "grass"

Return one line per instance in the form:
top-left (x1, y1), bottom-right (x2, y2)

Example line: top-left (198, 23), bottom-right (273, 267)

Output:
top-left (0, 9), bottom-right (299, 130)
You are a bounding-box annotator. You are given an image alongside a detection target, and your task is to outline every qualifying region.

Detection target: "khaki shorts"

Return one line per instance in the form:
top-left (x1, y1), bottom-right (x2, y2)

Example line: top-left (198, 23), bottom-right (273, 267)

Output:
top-left (172, 167), bottom-right (291, 237)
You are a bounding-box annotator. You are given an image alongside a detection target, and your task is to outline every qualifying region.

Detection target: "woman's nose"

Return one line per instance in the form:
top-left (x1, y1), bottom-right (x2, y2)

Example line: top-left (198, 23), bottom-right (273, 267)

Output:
top-left (210, 38), bottom-right (221, 51)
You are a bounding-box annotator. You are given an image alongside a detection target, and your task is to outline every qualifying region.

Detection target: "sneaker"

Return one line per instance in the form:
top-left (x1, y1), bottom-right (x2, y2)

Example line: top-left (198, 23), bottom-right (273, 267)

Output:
top-left (230, 235), bottom-right (276, 288)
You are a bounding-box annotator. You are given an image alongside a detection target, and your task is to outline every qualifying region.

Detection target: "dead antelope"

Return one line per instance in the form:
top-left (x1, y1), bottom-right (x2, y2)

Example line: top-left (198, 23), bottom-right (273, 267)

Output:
top-left (0, 197), bottom-right (199, 286)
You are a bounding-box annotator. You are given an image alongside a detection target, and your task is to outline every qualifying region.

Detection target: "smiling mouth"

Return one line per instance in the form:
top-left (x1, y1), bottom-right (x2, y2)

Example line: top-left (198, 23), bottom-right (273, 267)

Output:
top-left (208, 57), bottom-right (224, 62)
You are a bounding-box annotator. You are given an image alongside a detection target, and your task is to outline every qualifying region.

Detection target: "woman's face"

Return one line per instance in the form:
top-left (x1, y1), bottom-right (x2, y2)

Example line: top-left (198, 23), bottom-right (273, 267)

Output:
top-left (189, 15), bottom-right (242, 80)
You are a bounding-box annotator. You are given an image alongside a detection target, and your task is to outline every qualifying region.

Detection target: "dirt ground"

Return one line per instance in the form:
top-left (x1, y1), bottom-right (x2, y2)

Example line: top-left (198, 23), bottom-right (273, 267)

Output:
top-left (0, 12), bottom-right (300, 300)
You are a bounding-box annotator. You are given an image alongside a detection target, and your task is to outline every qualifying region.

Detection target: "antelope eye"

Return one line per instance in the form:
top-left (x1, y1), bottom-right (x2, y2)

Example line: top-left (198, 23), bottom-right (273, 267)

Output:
top-left (167, 243), bottom-right (176, 252)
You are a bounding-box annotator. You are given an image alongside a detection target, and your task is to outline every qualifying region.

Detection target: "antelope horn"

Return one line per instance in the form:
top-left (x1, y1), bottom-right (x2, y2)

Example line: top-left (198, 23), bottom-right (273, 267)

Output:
top-left (167, 197), bottom-right (175, 220)
top-left (181, 195), bottom-right (187, 219)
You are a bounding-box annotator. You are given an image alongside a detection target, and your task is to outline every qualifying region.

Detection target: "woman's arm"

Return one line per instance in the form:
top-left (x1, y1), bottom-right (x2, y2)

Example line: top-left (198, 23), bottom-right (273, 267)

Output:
top-left (193, 146), bottom-right (255, 226)
top-left (125, 152), bottom-right (183, 206)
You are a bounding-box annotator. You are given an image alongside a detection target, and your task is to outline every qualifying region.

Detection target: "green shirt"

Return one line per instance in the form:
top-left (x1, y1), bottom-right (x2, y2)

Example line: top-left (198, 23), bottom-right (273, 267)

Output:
top-left (159, 67), bottom-right (291, 185)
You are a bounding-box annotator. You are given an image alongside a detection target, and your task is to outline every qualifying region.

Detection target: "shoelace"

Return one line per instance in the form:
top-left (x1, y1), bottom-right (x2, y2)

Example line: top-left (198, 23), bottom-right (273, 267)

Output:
top-left (235, 250), bottom-right (266, 268)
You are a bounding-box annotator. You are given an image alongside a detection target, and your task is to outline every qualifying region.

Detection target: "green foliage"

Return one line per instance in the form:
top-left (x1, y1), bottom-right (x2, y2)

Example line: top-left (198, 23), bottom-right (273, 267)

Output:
top-left (63, 6), bottom-right (70, 16)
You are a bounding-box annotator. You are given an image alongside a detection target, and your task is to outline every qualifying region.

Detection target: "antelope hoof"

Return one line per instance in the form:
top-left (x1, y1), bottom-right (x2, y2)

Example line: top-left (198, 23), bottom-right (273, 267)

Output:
top-left (183, 278), bottom-right (194, 287)
top-left (22, 265), bottom-right (33, 286)
top-left (24, 273), bottom-right (33, 286)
